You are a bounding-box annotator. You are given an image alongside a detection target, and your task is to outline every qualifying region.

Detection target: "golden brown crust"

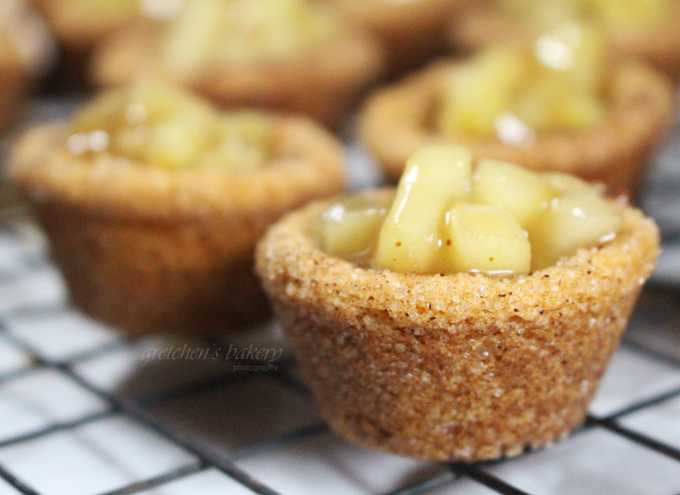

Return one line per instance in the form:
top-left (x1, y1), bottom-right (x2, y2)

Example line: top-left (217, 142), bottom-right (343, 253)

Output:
top-left (8, 116), bottom-right (344, 220)
top-left (360, 59), bottom-right (675, 189)
top-left (8, 114), bottom-right (345, 336)
top-left (334, 0), bottom-right (464, 76)
top-left (449, 2), bottom-right (680, 82)
top-left (255, 190), bottom-right (660, 461)
top-left (90, 23), bottom-right (386, 128)
top-left (35, 201), bottom-right (273, 336)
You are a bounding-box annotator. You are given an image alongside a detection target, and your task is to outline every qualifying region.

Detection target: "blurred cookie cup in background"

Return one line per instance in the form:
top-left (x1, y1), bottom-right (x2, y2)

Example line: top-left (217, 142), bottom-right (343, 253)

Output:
top-left (360, 31), bottom-right (675, 192)
top-left (7, 80), bottom-right (345, 337)
top-left (91, 0), bottom-right (385, 129)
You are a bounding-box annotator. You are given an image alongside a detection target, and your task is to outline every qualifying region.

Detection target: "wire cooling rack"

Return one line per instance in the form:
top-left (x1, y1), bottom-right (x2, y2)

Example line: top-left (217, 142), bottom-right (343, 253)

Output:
top-left (0, 100), bottom-right (680, 494)
top-left (0, 208), bottom-right (679, 495)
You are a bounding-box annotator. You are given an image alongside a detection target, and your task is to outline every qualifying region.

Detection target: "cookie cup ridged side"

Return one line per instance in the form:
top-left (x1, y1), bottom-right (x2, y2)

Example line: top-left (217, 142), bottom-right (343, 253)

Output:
top-left (360, 59), bottom-right (674, 190)
top-left (255, 191), bottom-right (659, 461)
top-left (90, 24), bottom-right (385, 129)
top-left (8, 115), bottom-right (344, 336)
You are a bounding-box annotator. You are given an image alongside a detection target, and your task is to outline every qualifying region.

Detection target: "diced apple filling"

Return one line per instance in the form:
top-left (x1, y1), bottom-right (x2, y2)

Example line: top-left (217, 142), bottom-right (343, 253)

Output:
top-left (444, 202), bottom-right (531, 275)
top-left (319, 145), bottom-right (622, 274)
top-left (437, 47), bottom-right (530, 137)
top-left (58, 0), bottom-right (138, 26)
top-left (319, 192), bottom-right (394, 261)
top-left (67, 80), bottom-right (272, 171)
top-left (542, 171), bottom-right (604, 195)
top-left (529, 191), bottom-right (622, 270)
top-left (372, 145), bottom-right (472, 273)
top-left (163, 0), bottom-right (337, 74)
top-left (472, 158), bottom-right (556, 229)
top-left (437, 21), bottom-right (606, 141)
top-left (591, 0), bottom-right (671, 31)
top-left (501, 0), bottom-right (671, 33)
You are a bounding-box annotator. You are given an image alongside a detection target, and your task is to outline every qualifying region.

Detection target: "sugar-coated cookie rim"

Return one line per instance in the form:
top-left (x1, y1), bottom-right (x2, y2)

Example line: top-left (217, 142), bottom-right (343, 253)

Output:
top-left (8, 113), bottom-right (345, 220)
top-left (360, 58), bottom-right (674, 183)
top-left (256, 188), bottom-right (660, 330)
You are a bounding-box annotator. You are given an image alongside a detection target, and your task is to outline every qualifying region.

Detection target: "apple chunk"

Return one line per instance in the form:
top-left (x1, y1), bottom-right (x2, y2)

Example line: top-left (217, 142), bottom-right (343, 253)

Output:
top-left (319, 194), bottom-right (392, 259)
top-left (542, 171), bottom-right (604, 194)
top-left (163, 0), bottom-right (224, 74)
top-left (593, 0), bottom-right (670, 31)
top-left (373, 145), bottom-right (472, 273)
top-left (438, 47), bottom-right (530, 137)
top-left (145, 111), bottom-right (213, 169)
top-left (443, 202), bottom-right (531, 275)
top-left (472, 158), bottom-right (557, 229)
top-left (530, 191), bottom-right (622, 270)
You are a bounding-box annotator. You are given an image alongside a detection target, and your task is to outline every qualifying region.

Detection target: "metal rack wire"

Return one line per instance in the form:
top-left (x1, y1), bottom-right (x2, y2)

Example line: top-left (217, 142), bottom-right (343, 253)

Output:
top-left (1, 212), bottom-right (680, 495)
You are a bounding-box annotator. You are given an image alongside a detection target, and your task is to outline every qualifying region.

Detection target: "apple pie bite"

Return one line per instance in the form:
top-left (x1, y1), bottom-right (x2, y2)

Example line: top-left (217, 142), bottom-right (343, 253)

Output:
top-left (91, 0), bottom-right (385, 128)
top-left (360, 29), bottom-right (674, 191)
top-left (255, 145), bottom-right (660, 461)
top-left (450, 0), bottom-right (680, 82)
top-left (8, 80), bottom-right (345, 336)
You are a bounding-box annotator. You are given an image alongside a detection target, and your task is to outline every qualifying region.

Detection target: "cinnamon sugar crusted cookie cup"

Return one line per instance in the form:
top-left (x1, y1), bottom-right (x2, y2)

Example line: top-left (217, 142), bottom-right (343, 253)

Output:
top-left (91, 0), bottom-right (385, 129)
top-left (8, 82), bottom-right (344, 337)
top-left (255, 187), bottom-right (659, 461)
top-left (360, 57), bottom-right (674, 191)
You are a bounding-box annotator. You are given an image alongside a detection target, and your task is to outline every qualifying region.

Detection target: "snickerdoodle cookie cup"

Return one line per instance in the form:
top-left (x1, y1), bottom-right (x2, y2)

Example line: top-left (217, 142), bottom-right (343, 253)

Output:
top-left (255, 190), bottom-right (659, 461)
top-left (91, 0), bottom-right (385, 128)
top-left (8, 111), bottom-right (344, 337)
top-left (360, 59), bottom-right (674, 190)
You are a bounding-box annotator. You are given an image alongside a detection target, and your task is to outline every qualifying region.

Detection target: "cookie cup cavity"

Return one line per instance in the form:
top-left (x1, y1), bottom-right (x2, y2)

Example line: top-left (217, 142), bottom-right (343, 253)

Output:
top-left (360, 59), bottom-right (674, 191)
top-left (255, 191), bottom-right (659, 461)
top-left (9, 115), bottom-right (344, 337)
